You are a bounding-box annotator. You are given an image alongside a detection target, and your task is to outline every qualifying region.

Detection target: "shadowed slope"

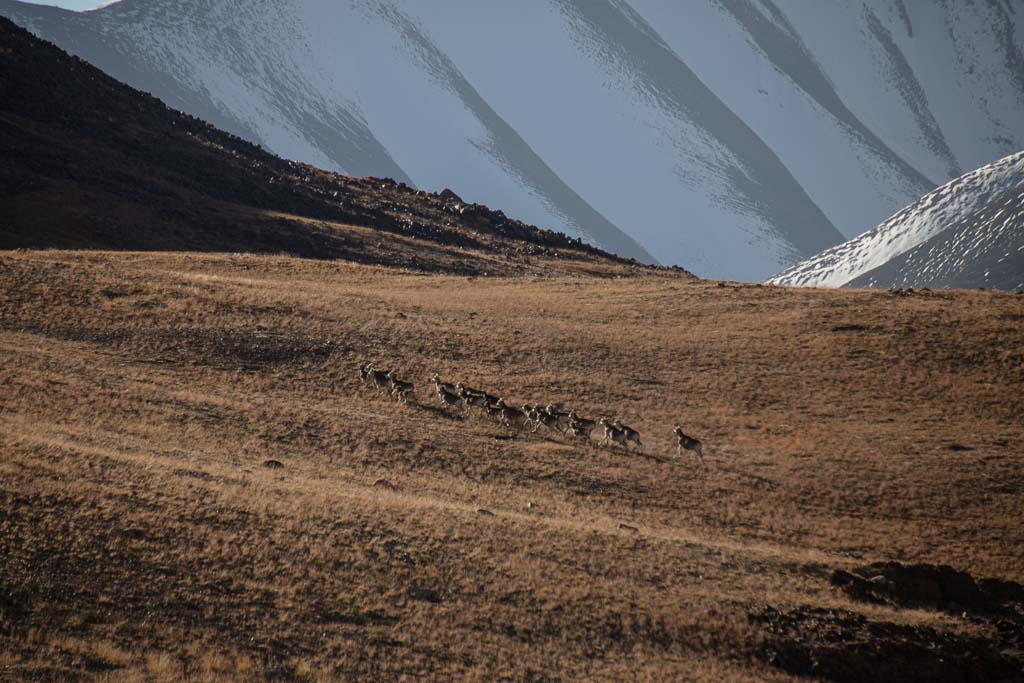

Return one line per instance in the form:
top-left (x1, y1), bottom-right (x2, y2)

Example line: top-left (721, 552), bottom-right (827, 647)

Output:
top-left (0, 17), bottom-right (648, 276)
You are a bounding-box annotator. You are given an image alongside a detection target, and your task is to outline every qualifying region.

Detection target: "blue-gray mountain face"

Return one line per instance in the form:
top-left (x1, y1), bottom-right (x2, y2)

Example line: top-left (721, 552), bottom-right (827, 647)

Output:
top-left (4, 0), bottom-right (1022, 280)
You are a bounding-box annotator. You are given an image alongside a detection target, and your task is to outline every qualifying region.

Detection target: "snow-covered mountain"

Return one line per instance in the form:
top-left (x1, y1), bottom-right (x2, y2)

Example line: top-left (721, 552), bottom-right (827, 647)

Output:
top-left (3, 0), bottom-right (1023, 280)
top-left (769, 150), bottom-right (1024, 291)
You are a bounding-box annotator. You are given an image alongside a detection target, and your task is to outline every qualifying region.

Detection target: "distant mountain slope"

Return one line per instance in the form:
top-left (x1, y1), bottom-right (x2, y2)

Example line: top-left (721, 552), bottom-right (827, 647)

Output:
top-left (0, 0), bottom-right (655, 266)
top-left (2, 1), bottom-right (1022, 278)
top-left (768, 151), bottom-right (1024, 290)
top-left (7, 1), bottom-right (1019, 279)
top-left (0, 17), bottom-right (646, 277)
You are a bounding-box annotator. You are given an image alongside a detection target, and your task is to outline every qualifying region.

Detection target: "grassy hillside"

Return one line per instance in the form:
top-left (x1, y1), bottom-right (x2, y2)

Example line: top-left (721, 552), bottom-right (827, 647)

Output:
top-left (1, 250), bottom-right (1021, 680)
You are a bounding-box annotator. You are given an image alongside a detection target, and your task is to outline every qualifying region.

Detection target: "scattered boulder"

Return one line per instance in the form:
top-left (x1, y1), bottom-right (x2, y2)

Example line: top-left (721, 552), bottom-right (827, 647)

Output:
top-left (618, 523), bottom-right (639, 533)
top-left (438, 188), bottom-right (463, 204)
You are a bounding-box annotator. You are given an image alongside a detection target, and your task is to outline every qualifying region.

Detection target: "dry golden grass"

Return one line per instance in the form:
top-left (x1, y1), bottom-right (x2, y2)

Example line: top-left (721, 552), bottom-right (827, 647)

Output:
top-left (0, 250), bottom-right (1021, 680)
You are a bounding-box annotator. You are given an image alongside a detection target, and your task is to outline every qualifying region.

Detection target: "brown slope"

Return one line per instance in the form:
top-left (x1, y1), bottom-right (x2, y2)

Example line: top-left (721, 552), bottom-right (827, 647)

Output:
top-left (0, 251), bottom-right (1022, 680)
top-left (0, 17), bottom-right (667, 277)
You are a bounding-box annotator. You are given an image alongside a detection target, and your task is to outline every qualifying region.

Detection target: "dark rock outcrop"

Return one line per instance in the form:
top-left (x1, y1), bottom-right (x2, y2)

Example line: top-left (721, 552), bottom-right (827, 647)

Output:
top-left (831, 561), bottom-right (1024, 615)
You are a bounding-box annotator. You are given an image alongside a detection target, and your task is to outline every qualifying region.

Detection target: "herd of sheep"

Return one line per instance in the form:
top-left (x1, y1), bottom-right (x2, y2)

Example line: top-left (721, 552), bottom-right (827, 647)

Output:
top-left (358, 362), bottom-right (705, 464)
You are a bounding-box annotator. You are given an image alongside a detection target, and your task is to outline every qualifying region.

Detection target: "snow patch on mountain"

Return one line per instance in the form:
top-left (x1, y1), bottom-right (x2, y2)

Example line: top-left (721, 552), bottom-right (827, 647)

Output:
top-left (768, 150), bottom-right (1024, 289)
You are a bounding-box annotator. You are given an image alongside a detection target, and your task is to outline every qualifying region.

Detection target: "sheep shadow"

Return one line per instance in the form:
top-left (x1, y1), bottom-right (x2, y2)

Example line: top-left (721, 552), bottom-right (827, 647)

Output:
top-left (601, 449), bottom-right (673, 464)
top-left (634, 451), bottom-right (674, 464)
top-left (414, 403), bottom-right (466, 422)
top-left (593, 448), bottom-right (702, 467)
top-left (490, 433), bottom-right (519, 441)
